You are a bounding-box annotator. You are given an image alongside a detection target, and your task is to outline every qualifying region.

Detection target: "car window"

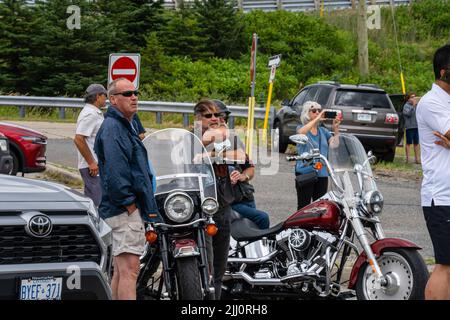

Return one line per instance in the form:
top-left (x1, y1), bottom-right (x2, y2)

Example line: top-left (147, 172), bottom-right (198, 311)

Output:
top-left (389, 94), bottom-right (406, 112)
top-left (316, 87), bottom-right (332, 106)
top-left (292, 89), bottom-right (309, 109)
top-left (334, 90), bottom-right (392, 109)
top-left (304, 87), bottom-right (319, 103)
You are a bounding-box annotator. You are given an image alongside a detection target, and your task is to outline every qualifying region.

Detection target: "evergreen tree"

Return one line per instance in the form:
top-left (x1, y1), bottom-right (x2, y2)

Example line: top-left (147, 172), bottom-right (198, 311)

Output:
top-left (21, 0), bottom-right (121, 96)
top-left (158, 5), bottom-right (210, 60)
top-left (97, 0), bottom-right (166, 51)
top-left (193, 0), bottom-right (246, 59)
top-left (0, 0), bottom-right (37, 93)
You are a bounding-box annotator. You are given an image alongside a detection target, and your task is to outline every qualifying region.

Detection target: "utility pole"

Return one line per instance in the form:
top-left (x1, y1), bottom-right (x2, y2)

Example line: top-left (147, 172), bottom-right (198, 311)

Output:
top-left (357, 0), bottom-right (369, 77)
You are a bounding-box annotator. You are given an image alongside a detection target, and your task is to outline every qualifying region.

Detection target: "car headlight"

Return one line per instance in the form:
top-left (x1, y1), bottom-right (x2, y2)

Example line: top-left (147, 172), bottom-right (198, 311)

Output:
top-left (21, 136), bottom-right (47, 144)
top-left (363, 190), bottom-right (384, 215)
top-left (0, 140), bottom-right (7, 152)
top-left (164, 192), bottom-right (194, 223)
top-left (201, 198), bottom-right (218, 216)
top-left (87, 199), bottom-right (100, 230)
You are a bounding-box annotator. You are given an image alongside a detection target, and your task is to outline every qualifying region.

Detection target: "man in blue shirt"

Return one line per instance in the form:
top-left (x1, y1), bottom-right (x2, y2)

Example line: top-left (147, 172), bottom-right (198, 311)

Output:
top-left (95, 78), bottom-right (160, 300)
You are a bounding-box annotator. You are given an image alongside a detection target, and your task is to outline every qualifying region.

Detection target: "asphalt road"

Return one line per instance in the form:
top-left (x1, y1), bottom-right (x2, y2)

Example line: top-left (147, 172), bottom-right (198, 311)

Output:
top-left (45, 137), bottom-right (433, 260)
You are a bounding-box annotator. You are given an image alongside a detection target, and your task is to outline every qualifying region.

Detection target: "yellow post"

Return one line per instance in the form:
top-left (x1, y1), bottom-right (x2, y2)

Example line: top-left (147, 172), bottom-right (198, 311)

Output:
top-left (262, 81), bottom-right (274, 143)
top-left (320, 0), bottom-right (324, 17)
top-left (400, 71), bottom-right (406, 94)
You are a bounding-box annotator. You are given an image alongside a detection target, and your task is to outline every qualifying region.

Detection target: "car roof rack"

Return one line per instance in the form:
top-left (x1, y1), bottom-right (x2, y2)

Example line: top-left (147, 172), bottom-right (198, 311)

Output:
top-left (317, 81), bottom-right (340, 85)
top-left (357, 83), bottom-right (381, 89)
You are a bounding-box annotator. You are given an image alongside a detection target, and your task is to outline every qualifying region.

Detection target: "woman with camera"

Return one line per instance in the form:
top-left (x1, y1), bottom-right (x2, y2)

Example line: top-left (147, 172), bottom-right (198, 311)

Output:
top-left (295, 101), bottom-right (341, 210)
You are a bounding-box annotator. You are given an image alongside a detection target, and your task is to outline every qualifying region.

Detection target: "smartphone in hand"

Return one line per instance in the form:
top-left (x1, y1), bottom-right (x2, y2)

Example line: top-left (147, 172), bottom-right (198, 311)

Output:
top-left (324, 111), bottom-right (338, 119)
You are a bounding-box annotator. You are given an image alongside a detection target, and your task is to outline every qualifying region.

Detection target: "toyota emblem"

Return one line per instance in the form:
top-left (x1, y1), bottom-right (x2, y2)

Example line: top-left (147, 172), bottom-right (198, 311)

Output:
top-left (26, 214), bottom-right (52, 238)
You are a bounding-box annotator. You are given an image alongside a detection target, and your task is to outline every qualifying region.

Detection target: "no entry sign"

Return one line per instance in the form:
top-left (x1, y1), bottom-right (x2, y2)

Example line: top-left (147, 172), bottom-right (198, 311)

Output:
top-left (108, 53), bottom-right (140, 89)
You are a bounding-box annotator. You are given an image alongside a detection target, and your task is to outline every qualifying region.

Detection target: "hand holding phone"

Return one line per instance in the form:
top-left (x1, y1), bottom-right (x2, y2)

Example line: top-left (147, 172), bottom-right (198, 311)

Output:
top-left (324, 111), bottom-right (338, 119)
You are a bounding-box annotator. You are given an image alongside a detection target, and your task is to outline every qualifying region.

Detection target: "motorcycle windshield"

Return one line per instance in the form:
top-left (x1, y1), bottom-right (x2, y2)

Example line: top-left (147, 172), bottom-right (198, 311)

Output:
top-left (143, 128), bottom-right (217, 200)
top-left (327, 133), bottom-right (377, 194)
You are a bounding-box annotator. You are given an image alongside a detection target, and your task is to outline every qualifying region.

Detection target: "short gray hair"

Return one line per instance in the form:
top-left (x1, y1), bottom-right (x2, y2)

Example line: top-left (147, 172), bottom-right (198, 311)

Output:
top-left (300, 101), bottom-right (322, 125)
top-left (107, 77), bottom-right (128, 99)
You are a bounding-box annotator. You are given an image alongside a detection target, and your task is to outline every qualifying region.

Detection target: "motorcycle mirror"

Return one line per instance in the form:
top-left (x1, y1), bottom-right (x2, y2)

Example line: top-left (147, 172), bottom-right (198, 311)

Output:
top-left (367, 151), bottom-right (377, 165)
top-left (282, 99), bottom-right (290, 107)
top-left (289, 134), bottom-right (308, 145)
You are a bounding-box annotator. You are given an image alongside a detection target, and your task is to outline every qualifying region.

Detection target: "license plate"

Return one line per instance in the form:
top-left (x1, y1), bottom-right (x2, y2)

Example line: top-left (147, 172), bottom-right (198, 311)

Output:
top-left (357, 113), bottom-right (372, 122)
top-left (20, 277), bottom-right (62, 300)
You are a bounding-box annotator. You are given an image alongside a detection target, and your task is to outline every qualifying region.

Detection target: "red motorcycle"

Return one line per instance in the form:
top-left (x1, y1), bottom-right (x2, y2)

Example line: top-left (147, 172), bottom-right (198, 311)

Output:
top-left (223, 133), bottom-right (429, 300)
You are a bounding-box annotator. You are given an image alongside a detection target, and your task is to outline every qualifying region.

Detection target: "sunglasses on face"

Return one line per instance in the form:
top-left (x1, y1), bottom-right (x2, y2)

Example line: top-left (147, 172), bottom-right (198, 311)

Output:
top-left (309, 108), bottom-right (321, 113)
top-left (202, 112), bottom-right (225, 119)
top-left (112, 90), bottom-right (139, 97)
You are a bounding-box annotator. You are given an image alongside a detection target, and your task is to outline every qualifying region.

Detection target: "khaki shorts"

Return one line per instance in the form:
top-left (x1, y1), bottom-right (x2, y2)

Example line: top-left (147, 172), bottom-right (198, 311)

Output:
top-left (105, 209), bottom-right (146, 257)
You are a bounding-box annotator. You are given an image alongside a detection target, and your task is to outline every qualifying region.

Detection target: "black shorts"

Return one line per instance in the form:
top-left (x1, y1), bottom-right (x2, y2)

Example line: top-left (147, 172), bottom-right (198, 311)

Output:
top-left (423, 202), bottom-right (450, 265)
top-left (405, 128), bottom-right (419, 145)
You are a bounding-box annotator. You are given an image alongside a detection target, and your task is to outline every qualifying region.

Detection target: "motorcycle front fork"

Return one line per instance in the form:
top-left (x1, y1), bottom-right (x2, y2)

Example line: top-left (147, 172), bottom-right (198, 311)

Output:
top-left (350, 208), bottom-right (388, 288)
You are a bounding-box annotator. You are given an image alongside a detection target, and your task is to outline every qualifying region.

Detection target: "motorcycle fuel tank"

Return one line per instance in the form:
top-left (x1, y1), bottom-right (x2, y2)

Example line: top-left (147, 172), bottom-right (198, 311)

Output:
top-left (284, 200), bottom-right (341, 233)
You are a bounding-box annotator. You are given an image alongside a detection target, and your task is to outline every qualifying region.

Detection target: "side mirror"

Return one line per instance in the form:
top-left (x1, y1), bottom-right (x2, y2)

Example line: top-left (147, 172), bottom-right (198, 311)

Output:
top-left (281, 99), bottom-right (290, 107)
top-left (367, 151), bottom-right (377, 164)
top-left (289, 134), bottom-right (308, 145)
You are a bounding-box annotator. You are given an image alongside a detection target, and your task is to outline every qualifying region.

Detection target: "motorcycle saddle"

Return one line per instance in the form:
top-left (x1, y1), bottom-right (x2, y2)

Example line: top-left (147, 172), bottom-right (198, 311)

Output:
top-left (230, 210), bottom-right (284, 242)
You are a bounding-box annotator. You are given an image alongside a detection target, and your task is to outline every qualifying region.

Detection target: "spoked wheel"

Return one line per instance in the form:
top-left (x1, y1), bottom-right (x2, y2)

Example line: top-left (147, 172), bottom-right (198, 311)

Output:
top-left (356, 249), bottom-right (429, 300)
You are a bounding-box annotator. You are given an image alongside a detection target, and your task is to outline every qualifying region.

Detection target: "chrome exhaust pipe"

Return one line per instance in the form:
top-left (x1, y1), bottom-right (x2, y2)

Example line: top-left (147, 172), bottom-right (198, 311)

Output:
top-left (224, 271), bottom-right (283, 286)
top-left (224, 270), bottom-right (318, 286)
top-left (227, 250), bottom-right (278, 264)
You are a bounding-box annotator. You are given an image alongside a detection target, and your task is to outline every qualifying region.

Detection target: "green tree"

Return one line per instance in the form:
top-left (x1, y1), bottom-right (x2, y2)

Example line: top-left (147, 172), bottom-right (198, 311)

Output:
top-left (96, 0), bottom-right (166, 51)
top-left (0, 0), bottom-right (37, 93)
top-left (157, 6), bottom-right (211, 60)
top-left (193, 0), bottom-right (246, 59)
top-left (20, 0), bottom-right (121, 96)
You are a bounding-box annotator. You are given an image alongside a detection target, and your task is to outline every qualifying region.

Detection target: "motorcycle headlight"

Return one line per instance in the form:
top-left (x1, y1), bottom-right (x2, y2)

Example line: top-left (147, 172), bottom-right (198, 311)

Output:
top-left (363, 190), bottom-right (384, 215)
top-left (201, 198), bottom-right (218, 216)
top-left (164, 192), bottom-right (194, 223)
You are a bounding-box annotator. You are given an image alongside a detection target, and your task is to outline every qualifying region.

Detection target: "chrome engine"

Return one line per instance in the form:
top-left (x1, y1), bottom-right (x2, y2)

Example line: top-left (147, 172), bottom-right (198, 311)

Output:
top-left (227, 228), bottom-right (338, 287)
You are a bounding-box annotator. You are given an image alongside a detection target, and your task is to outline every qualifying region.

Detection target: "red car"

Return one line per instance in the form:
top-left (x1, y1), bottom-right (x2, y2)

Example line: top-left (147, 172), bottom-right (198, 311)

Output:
top-left (0, 122), bottom-right (47, 175)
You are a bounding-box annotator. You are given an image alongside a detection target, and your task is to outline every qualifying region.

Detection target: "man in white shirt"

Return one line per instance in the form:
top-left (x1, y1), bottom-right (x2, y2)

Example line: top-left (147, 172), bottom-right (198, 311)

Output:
top-left (416, 44), bottom-right (450, 300)
top-left (74, 84), bottom-right (106, 206)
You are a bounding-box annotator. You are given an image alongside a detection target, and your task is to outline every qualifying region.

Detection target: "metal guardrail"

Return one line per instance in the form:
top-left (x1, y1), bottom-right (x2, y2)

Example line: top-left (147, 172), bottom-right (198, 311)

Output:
top-left (164, 0), bottom-right (412, 11)
top-left (0, 96), bottom-right (277, 129)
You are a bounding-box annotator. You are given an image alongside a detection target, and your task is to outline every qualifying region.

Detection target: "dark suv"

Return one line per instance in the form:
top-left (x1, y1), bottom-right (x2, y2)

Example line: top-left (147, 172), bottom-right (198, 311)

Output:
top-left (273, 81), bottom-right (399, 162)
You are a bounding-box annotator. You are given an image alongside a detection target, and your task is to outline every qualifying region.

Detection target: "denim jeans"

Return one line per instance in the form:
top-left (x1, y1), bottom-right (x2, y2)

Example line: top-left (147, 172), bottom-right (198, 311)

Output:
top-left (231, 200), bottom-right (270, 229)
top-left (205, 206), bottom-right (231, 299)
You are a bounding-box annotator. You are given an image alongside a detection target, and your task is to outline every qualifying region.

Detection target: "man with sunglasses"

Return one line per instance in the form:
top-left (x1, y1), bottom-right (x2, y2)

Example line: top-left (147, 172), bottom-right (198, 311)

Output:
top-left (94, 78), bottom-right (160, 300)
top-left (416, 44), bottom-right (450, 300)
top-left (74, 84), bottom-right (107, 207)
top-left (193, 99), bottom-right (246, 299)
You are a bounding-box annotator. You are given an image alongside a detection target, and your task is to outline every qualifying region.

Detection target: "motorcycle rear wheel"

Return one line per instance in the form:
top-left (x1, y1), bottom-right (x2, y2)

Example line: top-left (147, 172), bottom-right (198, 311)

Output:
top-left (355, 248), bottom-right (429, 300)
top-left (175, 257), bottom-right (204, 300)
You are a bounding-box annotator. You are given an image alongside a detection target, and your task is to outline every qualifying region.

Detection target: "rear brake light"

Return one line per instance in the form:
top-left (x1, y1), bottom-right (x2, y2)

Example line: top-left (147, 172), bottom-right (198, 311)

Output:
top-left (385, 113), bottom-right (399, 124)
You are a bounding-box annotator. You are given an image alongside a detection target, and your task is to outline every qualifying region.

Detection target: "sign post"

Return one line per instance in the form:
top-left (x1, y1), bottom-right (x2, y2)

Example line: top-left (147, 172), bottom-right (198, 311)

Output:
top-left (262, 54), bottom-right (281, 143)
top-left (246, 34), bottom-right (258, 159)
top-left (108, 53), bottom-right (141, 89)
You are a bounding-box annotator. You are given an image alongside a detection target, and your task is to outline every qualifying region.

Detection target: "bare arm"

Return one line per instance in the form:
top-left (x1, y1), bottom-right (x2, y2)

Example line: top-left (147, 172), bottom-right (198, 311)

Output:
top-left (433, 131), bottom-right (450, 150)
top-left (297, 110), bottom-right (325, 135)
top-left (73, 134), bottom-right (98, 176)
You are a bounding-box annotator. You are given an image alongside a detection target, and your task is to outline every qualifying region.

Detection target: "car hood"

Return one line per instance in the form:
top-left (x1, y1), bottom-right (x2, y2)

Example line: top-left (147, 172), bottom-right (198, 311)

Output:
top-left (0, 175), bottom-right (90, 210)
top-left (0, 122), bottom-right (47, 139)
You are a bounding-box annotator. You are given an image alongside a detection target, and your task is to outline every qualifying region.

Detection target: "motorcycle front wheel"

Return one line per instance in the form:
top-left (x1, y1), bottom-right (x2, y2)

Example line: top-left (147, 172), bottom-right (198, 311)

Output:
top-left (355, 248), bottom-right (429, 300)
top-left (175, 257), bottom-right (204, 300)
